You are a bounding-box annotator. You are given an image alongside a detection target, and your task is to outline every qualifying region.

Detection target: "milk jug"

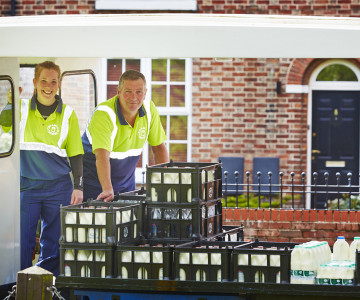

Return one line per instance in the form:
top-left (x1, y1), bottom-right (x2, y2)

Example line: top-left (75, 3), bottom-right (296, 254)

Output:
top-left (333, 236), bottom-right (349, 261)
top-left (290, 245), bottom-right (302, 284)
top-left (349, 237), bottom-right (360, 262)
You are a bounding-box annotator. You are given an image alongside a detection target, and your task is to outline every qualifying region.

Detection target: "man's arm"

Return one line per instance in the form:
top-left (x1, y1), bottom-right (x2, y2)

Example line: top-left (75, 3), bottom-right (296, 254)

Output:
top-left (94, 148), bottom-right (114, 202)
top-left (152, 143), bottom-right (169, 164)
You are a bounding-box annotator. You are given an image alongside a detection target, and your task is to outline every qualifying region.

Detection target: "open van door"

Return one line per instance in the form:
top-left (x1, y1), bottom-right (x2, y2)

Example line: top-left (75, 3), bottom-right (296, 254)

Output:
top-left (0, 58), bottom-right (20, 288)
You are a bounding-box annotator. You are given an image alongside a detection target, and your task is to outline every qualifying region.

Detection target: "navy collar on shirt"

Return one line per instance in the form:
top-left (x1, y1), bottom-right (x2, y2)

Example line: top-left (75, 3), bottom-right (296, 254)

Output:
top-left (115, 95), bottom-right (146, 126)
top-left (31, 94), bottom-right (63, 113)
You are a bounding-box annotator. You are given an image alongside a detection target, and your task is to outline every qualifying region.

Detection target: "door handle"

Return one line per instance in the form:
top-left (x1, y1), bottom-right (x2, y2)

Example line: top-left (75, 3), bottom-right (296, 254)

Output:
top-left (312, 150), bottom-right (321, 154)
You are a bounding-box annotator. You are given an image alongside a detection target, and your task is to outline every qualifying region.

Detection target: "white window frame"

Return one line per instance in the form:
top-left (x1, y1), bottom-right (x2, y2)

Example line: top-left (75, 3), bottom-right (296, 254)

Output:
top-left (106, 58), bottom-right (193, 184)
top-left (95, 0), bottom-right (197, 11)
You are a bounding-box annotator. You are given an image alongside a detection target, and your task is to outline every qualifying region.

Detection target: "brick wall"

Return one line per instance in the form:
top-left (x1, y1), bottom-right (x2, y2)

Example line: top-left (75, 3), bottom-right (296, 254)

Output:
top-left (2, 0), bottom-right (96, 16)
top-left (223, 208), bottom-right (360, 247)
top-left (192, 58), bottom-right (307, 179)
top-left (197, 0), bottom-right (360, 17)
top-left (2, 1), bottom-right (360, 182)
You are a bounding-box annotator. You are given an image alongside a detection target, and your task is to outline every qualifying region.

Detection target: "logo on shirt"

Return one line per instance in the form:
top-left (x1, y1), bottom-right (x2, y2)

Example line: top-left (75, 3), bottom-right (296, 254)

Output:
top-left (47, 124), bottom-right (59, 136)
top-left (138, 127), bottom-right (147, 139)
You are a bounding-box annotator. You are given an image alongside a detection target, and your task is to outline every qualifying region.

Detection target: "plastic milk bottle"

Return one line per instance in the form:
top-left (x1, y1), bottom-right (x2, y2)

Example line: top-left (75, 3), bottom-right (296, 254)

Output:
top-left (333, 236), bottom-right (350, 261)
top-left (349, 237), bottom-right (360, 262)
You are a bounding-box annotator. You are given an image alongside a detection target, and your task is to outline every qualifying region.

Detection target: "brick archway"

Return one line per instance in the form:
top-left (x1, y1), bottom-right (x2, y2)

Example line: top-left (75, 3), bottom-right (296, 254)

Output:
top-left (288, 58), bottom-right (360, 85)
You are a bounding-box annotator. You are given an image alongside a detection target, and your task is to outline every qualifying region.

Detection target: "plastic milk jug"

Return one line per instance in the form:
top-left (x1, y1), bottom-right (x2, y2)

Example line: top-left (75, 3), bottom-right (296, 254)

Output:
top-left (333, 236), bottom-right (350, 261)
top-left (301, 245), bottom-right (316, 284)
top-left (349, 237), bottom-right (360, 262)
top-left (290, 245), bottom-right (302, 284)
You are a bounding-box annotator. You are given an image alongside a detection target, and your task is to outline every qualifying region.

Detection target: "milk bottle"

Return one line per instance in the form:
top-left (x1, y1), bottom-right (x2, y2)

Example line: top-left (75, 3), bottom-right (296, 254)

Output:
top-left (290, 245), bottom-right (302, 284)
top-left (301, 245), bottom-right (316, 284)
top-left (349, 237), bottom-right (360, 262)
top-left (333, 236), bottom-right (349, 261)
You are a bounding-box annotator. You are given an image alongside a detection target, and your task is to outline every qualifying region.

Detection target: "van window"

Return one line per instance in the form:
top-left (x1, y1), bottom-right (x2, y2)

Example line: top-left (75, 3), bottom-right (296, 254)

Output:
top-left (0, 77), bottom-right (15, 156)
top-left (60, 70), bottom-right (97, 135)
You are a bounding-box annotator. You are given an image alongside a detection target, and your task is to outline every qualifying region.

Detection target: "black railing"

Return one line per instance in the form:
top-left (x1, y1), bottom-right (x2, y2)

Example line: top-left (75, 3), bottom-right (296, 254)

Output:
top-left (222, 171), bottom-right (360, 210)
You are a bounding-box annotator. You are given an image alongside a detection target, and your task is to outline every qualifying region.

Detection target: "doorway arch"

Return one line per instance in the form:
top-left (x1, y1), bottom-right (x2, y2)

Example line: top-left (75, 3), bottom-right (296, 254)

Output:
top-left (307, 59), bottom-right (360, 208)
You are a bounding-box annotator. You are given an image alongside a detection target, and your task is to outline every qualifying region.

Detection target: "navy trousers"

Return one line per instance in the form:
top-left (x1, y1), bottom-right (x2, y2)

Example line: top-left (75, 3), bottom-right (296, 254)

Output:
top-left (20, 175), bottom-right (72, 276)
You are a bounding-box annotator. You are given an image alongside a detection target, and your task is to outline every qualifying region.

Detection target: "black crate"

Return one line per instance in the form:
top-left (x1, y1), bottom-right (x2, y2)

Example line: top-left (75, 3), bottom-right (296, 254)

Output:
top-left (115, 240), bottom-right (174, 280)
top-left (232, 240), bottom-right (298, 284)
top-left (146, 161), bottom-right (222, 203)
top-left (172, 240), bottom-right (237, 282)
top-left (60, 243), bottom-right (114, 278)
top-left (60, 201), bottom-right (144, 245)
top-left (114, 188), bottom-right (147, 203)
top-left (145, 198), bottom-right (222, 240)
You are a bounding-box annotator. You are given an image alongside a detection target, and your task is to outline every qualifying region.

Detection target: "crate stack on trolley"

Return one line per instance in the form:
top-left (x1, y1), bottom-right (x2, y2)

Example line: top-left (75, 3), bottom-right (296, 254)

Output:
top-left (59, 160), bottom-right (297, 283)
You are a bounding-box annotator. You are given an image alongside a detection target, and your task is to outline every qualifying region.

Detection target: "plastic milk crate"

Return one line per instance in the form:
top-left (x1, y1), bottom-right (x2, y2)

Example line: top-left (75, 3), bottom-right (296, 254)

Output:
top-left (146, 161), bottom-right (222, 203)
top-left (60, 243), bottom-right (114, 278)
top-left (114, 188), bottom-right (147, 203)
top-left (172, 240), bottom-right (246, 282)
top-left (60, 201), bottom-right (144, 246)
top-left (115, 240), bottom-right (176, 280)
top-left (231, 240), bottom-right (298, 284)
top-left (145, 198), bottom-right (223, 240)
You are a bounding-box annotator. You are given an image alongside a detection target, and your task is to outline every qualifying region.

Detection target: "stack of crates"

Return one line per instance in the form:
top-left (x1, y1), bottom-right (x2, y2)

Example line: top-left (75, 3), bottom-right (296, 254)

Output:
top-left (145, 161), bottom-right (223, 240)
top-left (60, 200), bottom-right (143, 278)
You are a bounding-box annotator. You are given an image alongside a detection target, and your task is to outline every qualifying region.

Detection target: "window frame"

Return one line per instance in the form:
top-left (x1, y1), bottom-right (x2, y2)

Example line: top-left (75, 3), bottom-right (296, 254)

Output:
top-left (95, 0), bottom-right (197, 11)
top-left (0, 75), bottom-right (15, 158)
top-left (106, 58), bottom-right (193, 184)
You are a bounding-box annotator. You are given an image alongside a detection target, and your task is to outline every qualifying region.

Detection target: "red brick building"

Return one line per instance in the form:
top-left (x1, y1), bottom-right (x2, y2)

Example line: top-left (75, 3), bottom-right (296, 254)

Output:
top-left (1, 0), bottom-right (360, 191)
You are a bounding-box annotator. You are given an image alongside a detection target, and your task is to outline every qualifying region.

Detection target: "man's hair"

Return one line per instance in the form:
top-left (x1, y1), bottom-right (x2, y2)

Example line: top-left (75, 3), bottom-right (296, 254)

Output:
top-left (118, 70), bottom-right (146, 91)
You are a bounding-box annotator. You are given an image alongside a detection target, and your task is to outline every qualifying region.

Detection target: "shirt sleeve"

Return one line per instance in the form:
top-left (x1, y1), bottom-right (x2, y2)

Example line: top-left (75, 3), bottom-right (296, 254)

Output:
top-left (65, 110), bottom-right (85, 157)
top-left (88, 108), bottom-right (114, 153)
top-left (147, 101), bottom-right (167, 147)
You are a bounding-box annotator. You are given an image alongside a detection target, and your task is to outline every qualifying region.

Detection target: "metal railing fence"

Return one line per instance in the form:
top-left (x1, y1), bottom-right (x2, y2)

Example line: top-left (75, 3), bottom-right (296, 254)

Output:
top-left (222, 171), bottom-right (360, 210)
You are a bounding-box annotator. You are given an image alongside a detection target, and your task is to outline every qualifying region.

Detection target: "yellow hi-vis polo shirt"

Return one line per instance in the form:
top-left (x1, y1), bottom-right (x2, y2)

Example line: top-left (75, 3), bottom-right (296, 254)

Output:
top-left (20, 96), bottom-right (84, 180)
top-left (82, 95), bottom-right (167, 192)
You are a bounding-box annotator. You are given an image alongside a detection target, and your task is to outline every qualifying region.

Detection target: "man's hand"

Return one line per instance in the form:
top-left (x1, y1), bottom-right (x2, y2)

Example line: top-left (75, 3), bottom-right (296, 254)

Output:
top-left (71, 189), bottom-right (83, 205)
top-left (97, 189), bottom-right (114, 202)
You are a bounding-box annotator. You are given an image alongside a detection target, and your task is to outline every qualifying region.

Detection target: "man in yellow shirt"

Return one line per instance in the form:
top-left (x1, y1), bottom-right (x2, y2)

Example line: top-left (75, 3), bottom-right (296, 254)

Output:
top-left (82, 70), bottom-right (169, 202)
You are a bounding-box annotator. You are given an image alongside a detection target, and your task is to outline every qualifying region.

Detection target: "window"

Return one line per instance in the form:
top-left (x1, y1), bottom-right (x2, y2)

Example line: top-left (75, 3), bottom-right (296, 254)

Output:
top-left (0, 77), bottom-right (15, 156)
top-left (19, 65), bottom-right (36, 99)
top-left (148, 58), bottom-right (191, 164)
top-left (95, 0), bottom-right (197, 11)
top-left (106, 58), bottom-right (192, 182)
top-left (60, 70), bottom-right (97, 134)
top-left (316, 64), bottom-right (358, 81)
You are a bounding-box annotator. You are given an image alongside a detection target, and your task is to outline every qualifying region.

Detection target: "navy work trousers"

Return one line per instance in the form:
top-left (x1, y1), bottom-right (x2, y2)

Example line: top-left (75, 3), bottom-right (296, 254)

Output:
top-left (20, 174), bottom-right (72, 276)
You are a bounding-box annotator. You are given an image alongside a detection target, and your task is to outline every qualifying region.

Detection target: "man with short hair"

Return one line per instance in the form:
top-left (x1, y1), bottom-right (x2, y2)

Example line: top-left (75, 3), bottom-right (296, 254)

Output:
top-left (82, 70), bottom-right (169, 202)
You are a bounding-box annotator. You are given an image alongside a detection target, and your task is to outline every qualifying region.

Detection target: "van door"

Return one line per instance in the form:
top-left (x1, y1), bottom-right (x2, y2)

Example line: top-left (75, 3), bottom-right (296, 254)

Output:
top-left (0, 58), bottom-right (20, 287)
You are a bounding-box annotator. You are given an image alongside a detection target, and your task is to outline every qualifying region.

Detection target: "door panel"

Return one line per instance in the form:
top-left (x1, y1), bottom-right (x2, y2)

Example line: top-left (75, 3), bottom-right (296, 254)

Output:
top-left (312, 90), bottom-right (360, 207)
top-left (0, 57), bottom-right (20, 286)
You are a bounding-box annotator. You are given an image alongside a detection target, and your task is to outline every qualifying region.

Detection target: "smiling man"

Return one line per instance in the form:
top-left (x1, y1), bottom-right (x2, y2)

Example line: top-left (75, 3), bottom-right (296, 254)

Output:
top-left (82, 70), bottom-right (169, 202)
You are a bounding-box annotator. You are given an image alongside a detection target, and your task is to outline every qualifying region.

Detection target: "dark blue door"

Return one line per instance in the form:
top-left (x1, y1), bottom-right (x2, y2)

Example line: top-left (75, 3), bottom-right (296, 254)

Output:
top-left (311, 90), bottom-right (359, 207)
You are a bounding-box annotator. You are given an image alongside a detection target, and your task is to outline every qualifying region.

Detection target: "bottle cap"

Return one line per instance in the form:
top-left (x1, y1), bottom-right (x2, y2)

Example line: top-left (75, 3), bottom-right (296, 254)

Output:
top-left (354, 237), bottom-right (360, 240)
top-left (337, 236), bottom-right (345, 240)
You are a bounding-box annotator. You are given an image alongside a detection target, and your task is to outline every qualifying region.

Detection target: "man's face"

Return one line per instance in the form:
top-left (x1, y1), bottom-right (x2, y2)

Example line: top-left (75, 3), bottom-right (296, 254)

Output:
top-left (117, 78), bottom-right (147, 117)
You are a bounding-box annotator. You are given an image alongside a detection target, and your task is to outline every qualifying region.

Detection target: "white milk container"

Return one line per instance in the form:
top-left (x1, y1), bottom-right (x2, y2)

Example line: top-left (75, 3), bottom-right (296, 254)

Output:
top-left (290, 245), bottom-right (302, 284)
top-left (333, 236), bottom-right (350, 261)
top-left (301, 245), bottom-right (316, 284)
top-left (321, 241), bottom-right (332, 264)
top-left (349, 237), bottom-right (360, 262)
